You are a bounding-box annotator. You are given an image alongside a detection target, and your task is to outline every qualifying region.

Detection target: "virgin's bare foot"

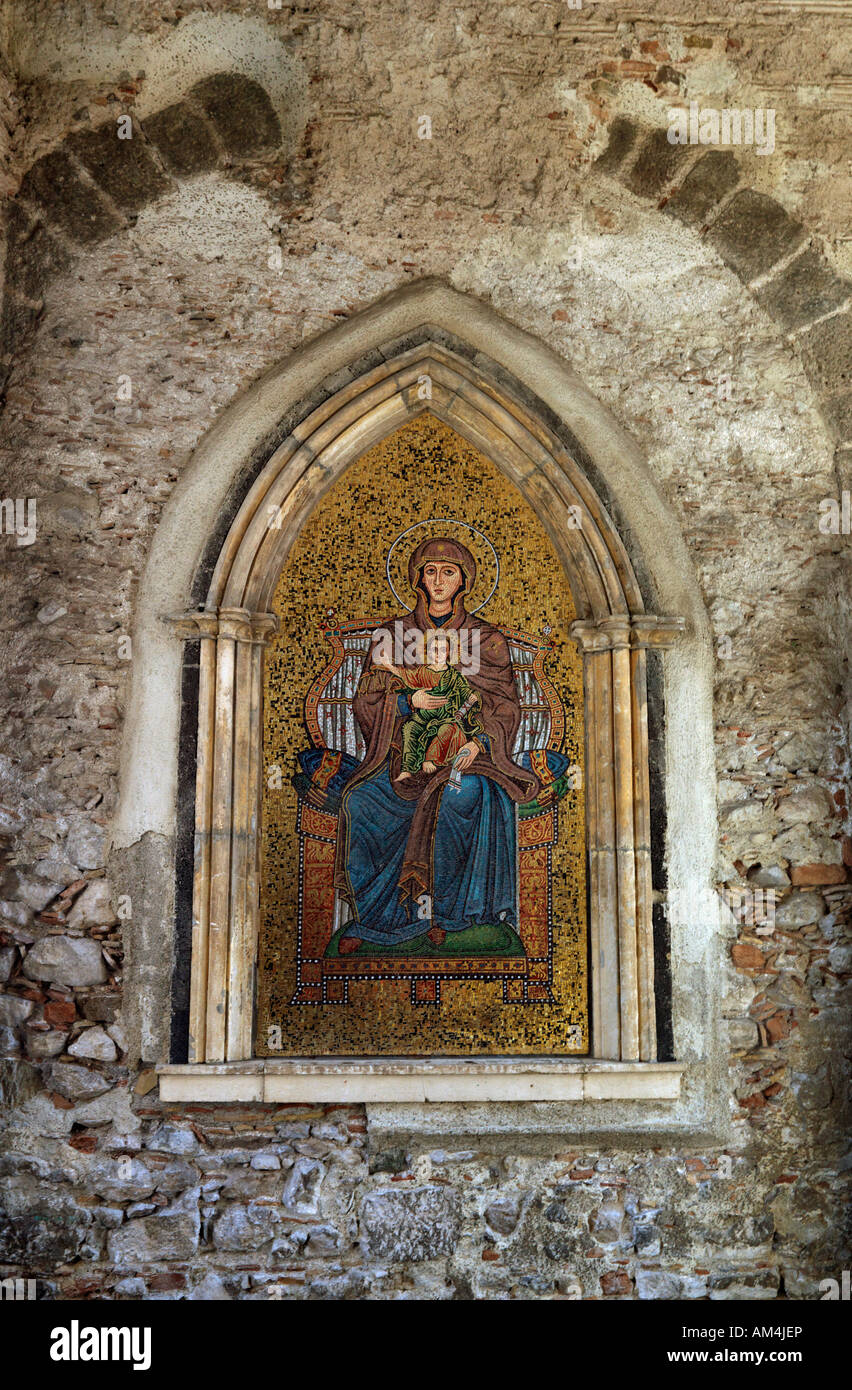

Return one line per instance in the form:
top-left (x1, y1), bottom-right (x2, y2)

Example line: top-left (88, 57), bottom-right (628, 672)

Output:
top-left (395, 771), bottom-right (412, 782)
top-left (338, 936), bottom-right (363, 955)
top-left (422, 761), bottom-right (437, 773)
top-left (427, 925), bottom-right (446, 947)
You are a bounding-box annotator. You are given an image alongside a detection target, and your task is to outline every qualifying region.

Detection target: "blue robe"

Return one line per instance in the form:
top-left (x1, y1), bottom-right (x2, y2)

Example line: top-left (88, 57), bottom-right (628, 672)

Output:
top-left (339, 765), bottom-right (517, 944)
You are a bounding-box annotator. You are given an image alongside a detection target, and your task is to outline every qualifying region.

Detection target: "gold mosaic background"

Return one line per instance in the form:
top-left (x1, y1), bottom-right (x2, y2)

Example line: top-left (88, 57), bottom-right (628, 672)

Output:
top-left (257, 413), bottom-right (587, 1055)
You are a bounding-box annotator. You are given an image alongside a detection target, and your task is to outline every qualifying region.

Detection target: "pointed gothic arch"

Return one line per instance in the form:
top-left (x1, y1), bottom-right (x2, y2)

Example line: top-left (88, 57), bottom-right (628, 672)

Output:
top-left (168, 338), bottom-right (685, 1069)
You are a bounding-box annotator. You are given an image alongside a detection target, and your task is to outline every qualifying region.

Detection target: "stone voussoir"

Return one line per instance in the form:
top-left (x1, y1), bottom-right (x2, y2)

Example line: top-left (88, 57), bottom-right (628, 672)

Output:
top-left (706, 188), bottom-right (807, 284)
top-left (141, 100), bottom-right (221, 177)
top-left (66, 120), bottom-right (174, 215)
top-left (189, 73), bottom-right (282, 159)
top-left (662, 150), bottom-right (740, 227)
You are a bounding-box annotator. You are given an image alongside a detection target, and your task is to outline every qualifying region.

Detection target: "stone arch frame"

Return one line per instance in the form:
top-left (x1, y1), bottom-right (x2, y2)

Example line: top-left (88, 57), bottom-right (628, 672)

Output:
top-left (109, 280), bottom-right (719, 1110)
top-left (170, 336), bottom-right (686, 1070)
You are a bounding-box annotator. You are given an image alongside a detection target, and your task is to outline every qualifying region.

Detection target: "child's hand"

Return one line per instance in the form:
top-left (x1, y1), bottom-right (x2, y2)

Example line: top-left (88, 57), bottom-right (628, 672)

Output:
top-left (412, 690), bottom-right (446, 710)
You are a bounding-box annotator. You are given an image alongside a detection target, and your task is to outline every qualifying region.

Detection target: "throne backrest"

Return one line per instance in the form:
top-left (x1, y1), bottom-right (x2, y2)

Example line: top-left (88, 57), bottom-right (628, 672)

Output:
top-left (306, 621), bottom-right (561, 759)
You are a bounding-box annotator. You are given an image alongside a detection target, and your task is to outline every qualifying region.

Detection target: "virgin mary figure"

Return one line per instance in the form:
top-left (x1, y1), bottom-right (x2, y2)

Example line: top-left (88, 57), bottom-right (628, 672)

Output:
top-left (332, 535), bottom-right (540, 954)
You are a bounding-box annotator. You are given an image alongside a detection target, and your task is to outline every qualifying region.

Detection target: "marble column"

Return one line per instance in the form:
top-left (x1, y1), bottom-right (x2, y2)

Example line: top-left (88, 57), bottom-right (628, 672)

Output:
top-left (570, 614), bottom-right (684, 1060)
top-left (167, 608), bottom-right (278, 1062)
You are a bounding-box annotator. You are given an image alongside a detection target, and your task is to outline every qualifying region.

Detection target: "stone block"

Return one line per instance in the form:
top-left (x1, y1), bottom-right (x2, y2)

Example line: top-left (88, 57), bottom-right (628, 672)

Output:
top-left (80, 988), bottom-right (121, 1023)
top-left (0, 995), bottom-right (33, 1028)
top-left (66, 879), bottom-right (117, 930)
top-left (817, 391), bottom-right (852, 441)
top-left (65, 818), bottom-right (105, 871)
top-left (707, 190), bottom-right (806, 282)
top-left (747, 864), bottom-right (790, 890)
top-left (93, 1206), bottom-right (124, 1228)
top-left (67, 122), bottom-right (173, 214)
top-left (282, 1155), bottom-right (324, 1214)
top-left (0, 296), bottom-right (39, 383)
top-left (250, 1151), bottom-right (280, 1170)
top-left (211, 1202), bottom-right (280, 1251)
top-left (600, 1269), bottom-right (633, 1297)
top-left (190, 74), bottom-right (281, 158)
top-left (726, 1016), bottom-right (760, 1051)
top-left (34, 857), bottom-right (80, 885)
top-left (145, 1122), bottom-right (199, 1155)
top-left (663, 151), bottom-right (739, 226)
top-left (46, 1060), bottom-right (112, 1101)
top-left (782, 1267), bottom-right (829, 1299)
top-left (774, 892), bottom-right (823, 927)
top-left (8, 872), bottom-right (57, 911)
top-left (303, 1224), bottom-right (342, 1257)
top-left (24, 1027), bottom-right (67, 1059)
top-left (798, 309), bottom-right (852, 399)
top-left (776, 732), bottom-right (824, 772)
top-left (626, 128), bottom-right (691, 198)
top-left (360, 1185), bottom-right (461, 1262)
top-left (633, 1223), bottom-right (662, 1257)
top-left (141, 101), bottom-right (220, 175)
top-left (708, 1267), bottom-right (779, 1299)
top-left (636, 1268), bottom-right (707, 1299)
top-left (107, 1189), bottom-right (200, 1265)
top-left (368, 1146), bottom-right (408, 1174)
top-left (4, 201), bottom-right (72, 302)
top-left (756, 248), bottom-right (851, 332)
top-left (152, 1159), bottom-right (198, 1194)
top-left (23, 935), bottom-right (107, 987)
top-left (113, 1277), bottom-right (146, 1298)
top-left (308, 1269), bottom-right (371, 1300)
top-left (484, 1197), bottom-right (520, 1235)
top-left (18, 147), bottom-right (124, 243)
top-left (591, 1195), bottom-right (626, 1243)
top-left (0, 1176), bottom-right (92, 1265)
top-left (0, 946), bottom-right (16, 982)
top-left (188, 1271), bottom-right (232, 1300)
top-left (68, 1025), bottom-right (117, 1061)
top-left (87, 1156), bottom-right (156, 1203)
top-left (777, 783), bottom-right (833, 825)
top-left (594, 116), bottom-right (637, 173)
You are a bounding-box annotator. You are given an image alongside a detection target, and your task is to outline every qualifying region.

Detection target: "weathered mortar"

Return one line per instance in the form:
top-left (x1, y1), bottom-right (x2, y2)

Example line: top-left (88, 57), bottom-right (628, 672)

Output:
top-left (0, 0), bottom-right (849, 1300)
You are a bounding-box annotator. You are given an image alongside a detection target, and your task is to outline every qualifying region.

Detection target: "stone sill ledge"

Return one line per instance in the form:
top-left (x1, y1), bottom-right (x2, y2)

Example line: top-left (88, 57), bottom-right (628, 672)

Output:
top-left (157, 1059), bottom-right (685, 1103)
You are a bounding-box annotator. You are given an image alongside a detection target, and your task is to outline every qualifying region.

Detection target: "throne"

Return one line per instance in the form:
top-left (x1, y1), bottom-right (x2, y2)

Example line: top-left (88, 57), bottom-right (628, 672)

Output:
top-left (289, 616), bottom-right (578, 1006)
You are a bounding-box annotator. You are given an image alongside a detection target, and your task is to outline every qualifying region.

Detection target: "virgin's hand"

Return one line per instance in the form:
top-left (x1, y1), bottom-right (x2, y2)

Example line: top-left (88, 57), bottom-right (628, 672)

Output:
top-left (411, 690), bottom-right (446, 710)
top-left (454, 740), bottom-right (479, 772)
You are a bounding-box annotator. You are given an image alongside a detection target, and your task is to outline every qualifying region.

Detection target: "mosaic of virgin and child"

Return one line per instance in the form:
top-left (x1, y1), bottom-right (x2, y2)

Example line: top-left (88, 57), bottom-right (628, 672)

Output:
top-left (331, 534), bottom-right (541, 955)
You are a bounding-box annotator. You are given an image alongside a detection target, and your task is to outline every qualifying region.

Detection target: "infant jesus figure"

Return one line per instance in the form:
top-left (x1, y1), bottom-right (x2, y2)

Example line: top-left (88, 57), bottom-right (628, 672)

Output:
top-left (374, 629), bottom-right (485, 782)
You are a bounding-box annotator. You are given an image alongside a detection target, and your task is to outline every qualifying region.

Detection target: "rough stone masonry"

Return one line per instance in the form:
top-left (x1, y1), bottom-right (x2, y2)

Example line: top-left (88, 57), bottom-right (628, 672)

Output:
top-left (0, 0), bottom-right (849, 1300)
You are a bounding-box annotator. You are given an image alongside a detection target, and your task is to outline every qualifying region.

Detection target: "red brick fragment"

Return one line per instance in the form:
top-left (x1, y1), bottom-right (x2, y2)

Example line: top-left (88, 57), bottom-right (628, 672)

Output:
top-left (45, 999), bottom-right (76, 1026)
top-left (69, 1134), bottom-right (97, 1152)
top-left (791, 863), bottom-right (846, 886)
top-left (765, 1014), bottom-right (790, 1043)
top-left (732, 942), bottom-right (765, 970)
top-left (601, 1270), bottom-right (632, 1296)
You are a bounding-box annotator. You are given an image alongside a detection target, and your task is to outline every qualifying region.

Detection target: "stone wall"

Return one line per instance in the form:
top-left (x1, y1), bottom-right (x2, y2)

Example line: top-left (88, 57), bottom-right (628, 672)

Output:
top-left (0, 1), bottom-right (849, 1299)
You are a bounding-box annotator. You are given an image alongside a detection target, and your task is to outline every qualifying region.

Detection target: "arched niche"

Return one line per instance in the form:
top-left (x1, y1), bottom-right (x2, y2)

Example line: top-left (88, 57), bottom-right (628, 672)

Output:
top-left (166, 335), bottom-right (684, 1069)
top-left (114, 280), bottom-right (717, 1111)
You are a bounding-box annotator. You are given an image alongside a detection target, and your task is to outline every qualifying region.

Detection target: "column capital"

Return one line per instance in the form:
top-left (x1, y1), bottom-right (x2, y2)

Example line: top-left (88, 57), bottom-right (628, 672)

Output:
top-left (164, 608), bottom-right (280, 645)
top-left (570, 614), bottom-right (686, 652)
